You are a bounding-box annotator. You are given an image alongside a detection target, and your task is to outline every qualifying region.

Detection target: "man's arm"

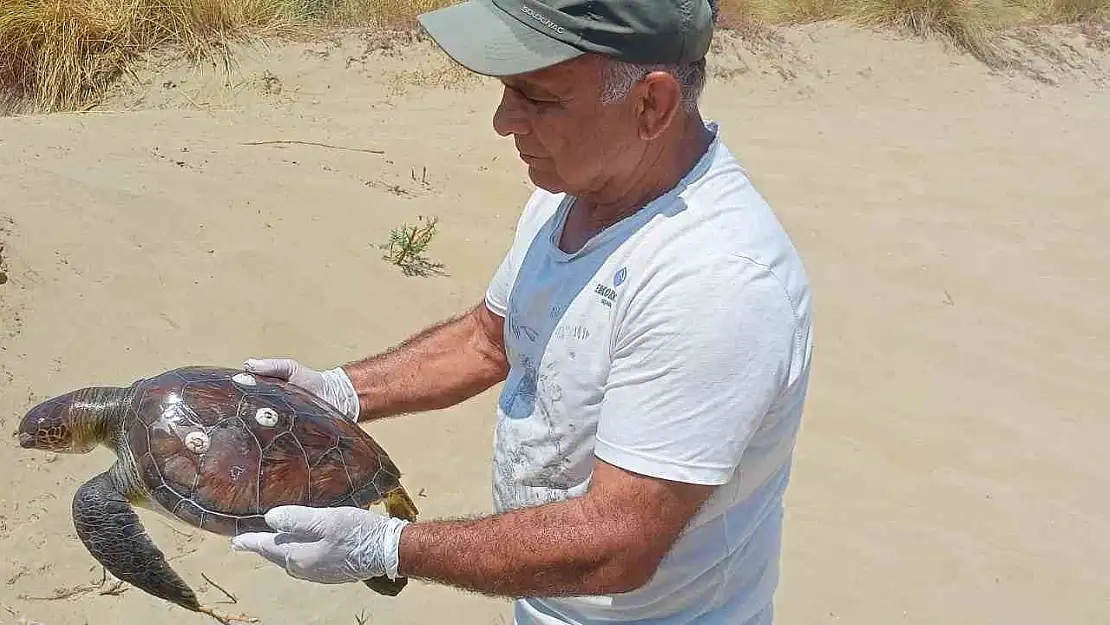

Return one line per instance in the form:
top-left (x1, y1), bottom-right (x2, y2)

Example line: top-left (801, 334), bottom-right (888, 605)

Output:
top-left (395, 458), bottom-right (715, 598)
top-left (344, 301), bottom-right (508, 421)
top-left (395, 254), bottom-right (801, 598)
top-left (231, 255), bottom-right (802, 596)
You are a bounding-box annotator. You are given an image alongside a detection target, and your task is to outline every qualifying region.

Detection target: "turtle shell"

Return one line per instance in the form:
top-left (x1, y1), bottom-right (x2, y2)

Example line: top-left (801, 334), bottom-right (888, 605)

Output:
top-left (123, 365), bottom-right (404, 537)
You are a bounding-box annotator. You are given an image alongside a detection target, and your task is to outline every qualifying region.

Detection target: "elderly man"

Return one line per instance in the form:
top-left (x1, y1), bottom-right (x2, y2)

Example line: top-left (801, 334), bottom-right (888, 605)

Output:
top-left (231, 0), bottom-right (815, 623)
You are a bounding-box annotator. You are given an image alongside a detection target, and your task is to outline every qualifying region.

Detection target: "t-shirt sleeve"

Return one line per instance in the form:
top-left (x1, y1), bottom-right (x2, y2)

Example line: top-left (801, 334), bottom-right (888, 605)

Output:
top-left (484, 190), bottom-right (558, 318)
top-left (594, 255), bottom-right (800, 486)
top-left (484, 251), bottom-right (515, 318)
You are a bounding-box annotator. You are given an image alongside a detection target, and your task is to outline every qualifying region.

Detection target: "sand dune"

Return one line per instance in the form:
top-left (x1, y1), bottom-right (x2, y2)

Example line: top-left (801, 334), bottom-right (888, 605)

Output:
top-left (1, 23), bottom-right (1108, 625)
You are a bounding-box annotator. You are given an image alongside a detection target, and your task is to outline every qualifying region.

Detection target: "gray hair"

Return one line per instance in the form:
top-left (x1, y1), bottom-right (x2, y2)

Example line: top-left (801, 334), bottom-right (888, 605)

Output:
top-left (599, 58), bottom-right (708, 113)
top-left (598, 0), bottom-right (718, 112)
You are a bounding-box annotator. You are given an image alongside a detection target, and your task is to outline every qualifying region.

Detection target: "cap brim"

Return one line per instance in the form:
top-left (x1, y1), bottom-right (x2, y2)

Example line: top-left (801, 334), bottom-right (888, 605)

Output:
top-left (417, 0), bottom-right (585, 77)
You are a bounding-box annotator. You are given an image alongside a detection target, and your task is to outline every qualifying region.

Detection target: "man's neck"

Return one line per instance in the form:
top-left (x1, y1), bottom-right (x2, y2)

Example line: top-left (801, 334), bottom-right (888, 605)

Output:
top-left (578, 113), bottom-right (713, 230)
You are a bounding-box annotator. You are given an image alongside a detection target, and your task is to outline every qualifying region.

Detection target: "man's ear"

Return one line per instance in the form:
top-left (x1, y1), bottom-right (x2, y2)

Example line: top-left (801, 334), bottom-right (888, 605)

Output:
top-left (634, 71), bottom-right (683, 141)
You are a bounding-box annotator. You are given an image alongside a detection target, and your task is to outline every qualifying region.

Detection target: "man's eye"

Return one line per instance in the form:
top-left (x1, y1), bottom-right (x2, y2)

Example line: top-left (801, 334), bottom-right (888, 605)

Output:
top-left (516, 88), bottom-right (553, 103)
top-left (505, 85), bottom-right (557, 108)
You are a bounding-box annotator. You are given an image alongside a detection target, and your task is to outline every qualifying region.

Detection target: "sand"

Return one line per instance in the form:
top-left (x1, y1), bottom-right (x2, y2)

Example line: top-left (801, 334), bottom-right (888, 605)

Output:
top-left (1, 21), bottom-right (1108, 625)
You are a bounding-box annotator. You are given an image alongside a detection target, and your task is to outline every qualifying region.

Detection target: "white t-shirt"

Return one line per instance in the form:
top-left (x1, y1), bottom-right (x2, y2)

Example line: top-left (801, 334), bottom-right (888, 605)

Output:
top-left (484, 121), bottom-right (814, 625)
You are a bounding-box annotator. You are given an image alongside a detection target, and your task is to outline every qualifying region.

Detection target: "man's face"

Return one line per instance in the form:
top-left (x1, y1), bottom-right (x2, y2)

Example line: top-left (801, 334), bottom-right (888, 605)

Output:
top-left (492, 55), bottom-right (639, 196)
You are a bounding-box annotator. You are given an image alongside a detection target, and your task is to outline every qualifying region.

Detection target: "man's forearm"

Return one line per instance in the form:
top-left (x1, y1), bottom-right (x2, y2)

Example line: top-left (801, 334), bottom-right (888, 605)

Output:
top-left (342, 304), bottom-right (508, 421)
top-left (395, 496), bottom-right (649, 598)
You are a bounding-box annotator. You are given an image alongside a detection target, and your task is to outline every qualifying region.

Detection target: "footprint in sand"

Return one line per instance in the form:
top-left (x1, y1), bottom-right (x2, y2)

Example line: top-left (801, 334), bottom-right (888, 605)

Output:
top-left (0, 215), bottom-right (11, 285)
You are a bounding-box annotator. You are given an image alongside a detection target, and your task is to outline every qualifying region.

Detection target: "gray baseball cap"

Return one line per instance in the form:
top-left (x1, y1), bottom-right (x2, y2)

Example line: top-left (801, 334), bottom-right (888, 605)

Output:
top-left (416, 0), bottom-right (715, 77)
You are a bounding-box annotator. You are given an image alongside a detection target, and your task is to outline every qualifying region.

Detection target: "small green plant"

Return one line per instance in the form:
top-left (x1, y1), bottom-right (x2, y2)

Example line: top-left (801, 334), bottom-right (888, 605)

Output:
top-left (380, 215), bottom-right (445, 276)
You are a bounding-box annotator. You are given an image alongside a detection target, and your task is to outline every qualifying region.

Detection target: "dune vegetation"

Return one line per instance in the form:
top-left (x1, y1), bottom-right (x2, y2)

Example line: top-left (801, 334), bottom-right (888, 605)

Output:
top-left (0, 0), bottom-right (454, 113)
top-left (1, 0), bottom-right (1107, 114)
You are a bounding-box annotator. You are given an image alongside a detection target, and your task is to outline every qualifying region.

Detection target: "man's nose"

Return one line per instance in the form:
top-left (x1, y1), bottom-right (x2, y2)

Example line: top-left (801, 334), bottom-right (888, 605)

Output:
top-left (492, 89), bottom-right (529, 138)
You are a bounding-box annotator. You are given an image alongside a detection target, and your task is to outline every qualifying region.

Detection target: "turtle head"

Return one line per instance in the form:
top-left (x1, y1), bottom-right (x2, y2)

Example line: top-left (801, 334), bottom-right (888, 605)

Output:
top-left (16, 390), bottom-right (106, 453)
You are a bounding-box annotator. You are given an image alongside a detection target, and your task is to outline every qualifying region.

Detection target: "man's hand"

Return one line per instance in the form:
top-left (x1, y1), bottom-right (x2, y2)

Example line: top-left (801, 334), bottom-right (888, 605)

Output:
top-left (242, 301), bottom-right (507, 423)
top-left (231, 506), bottom-right (409, 584)
top-left (243, 358), bottom-right (360, 421)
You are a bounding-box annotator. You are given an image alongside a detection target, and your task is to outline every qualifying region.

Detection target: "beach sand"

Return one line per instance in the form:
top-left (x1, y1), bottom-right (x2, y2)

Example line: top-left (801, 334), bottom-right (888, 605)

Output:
top-left (1, 22), bottom-right (1108, 625)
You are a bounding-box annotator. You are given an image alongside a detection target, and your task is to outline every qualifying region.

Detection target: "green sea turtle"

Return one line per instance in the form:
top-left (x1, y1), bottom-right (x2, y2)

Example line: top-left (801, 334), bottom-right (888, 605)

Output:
top-left (14, 365), bottom-right (419, 623)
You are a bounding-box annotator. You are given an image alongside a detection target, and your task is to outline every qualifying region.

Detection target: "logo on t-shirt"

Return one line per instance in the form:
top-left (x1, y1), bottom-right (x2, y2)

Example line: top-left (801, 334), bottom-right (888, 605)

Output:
top-left (594, 267), bottom-right (627, 307)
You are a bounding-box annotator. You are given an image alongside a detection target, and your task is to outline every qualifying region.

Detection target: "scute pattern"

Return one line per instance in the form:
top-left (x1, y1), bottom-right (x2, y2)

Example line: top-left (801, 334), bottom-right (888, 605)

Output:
top-left (124, 366), bottom-right (405, 537)
top-left (258, 432), bottom-right (310, 509)
top-left (194, 418), bottom-right (260, 515)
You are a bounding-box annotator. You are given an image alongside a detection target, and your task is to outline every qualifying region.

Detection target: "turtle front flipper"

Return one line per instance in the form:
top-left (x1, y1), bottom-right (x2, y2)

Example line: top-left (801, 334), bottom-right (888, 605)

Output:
top-left (72, 469), bottom-right (258, 623)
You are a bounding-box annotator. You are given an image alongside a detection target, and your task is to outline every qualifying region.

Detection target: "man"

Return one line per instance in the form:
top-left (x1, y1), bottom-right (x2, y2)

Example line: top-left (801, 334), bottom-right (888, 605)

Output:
top-left (231, 0), bottom-right (815, 623)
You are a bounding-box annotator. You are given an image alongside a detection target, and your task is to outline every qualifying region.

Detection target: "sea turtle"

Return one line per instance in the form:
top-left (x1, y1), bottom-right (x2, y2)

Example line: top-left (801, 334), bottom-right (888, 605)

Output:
top-left (14, 365), bottom-right (419, 623)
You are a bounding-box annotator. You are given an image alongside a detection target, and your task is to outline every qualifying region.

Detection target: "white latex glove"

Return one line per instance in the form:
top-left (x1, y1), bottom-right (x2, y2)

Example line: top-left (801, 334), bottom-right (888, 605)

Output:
top-left (243, 358), bottom-right (360, 421)
top-left (231, 506), bottom-right (409, 584)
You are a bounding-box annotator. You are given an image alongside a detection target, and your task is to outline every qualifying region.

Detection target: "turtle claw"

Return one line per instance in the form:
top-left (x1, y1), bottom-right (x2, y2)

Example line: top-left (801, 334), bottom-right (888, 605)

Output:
top-left (197, 604), bottom-right (261, 624)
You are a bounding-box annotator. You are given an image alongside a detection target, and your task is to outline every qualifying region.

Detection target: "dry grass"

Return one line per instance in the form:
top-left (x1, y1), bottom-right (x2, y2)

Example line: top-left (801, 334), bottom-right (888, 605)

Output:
top-left (1010, 0), bottom-right (1110, 22)
top-left (720, 0), bottom-right (1108, 26)
top-left (0, 0), bottom-right (1107, 114)
top-left (716, 0), bottom-right (1107, 64)
top-left (715, 0), bottom-right (770, 27)
top-left (848, 0), bottom-right (1009, 63)
top-left (0, 0), bottom-right (305, 113)
top-left (723, 0), bottom-right (1015, 64)
top-left (318, 0), bottom-right (453, 29)
top-left (0, 0), bottom-right (451, 114)
top-left (761, 0), bottom-right (849, 23)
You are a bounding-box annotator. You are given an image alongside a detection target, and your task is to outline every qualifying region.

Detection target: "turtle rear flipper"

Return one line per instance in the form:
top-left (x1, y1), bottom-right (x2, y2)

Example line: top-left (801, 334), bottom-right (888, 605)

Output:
top-left (359, 487), bottom-right (419, 597)
top-left (72, 470), bottom-right (258, 623)
top-left (363, 576), bottom-right (407, 596)
top-left (383, 487), bottom-right (419, 522)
